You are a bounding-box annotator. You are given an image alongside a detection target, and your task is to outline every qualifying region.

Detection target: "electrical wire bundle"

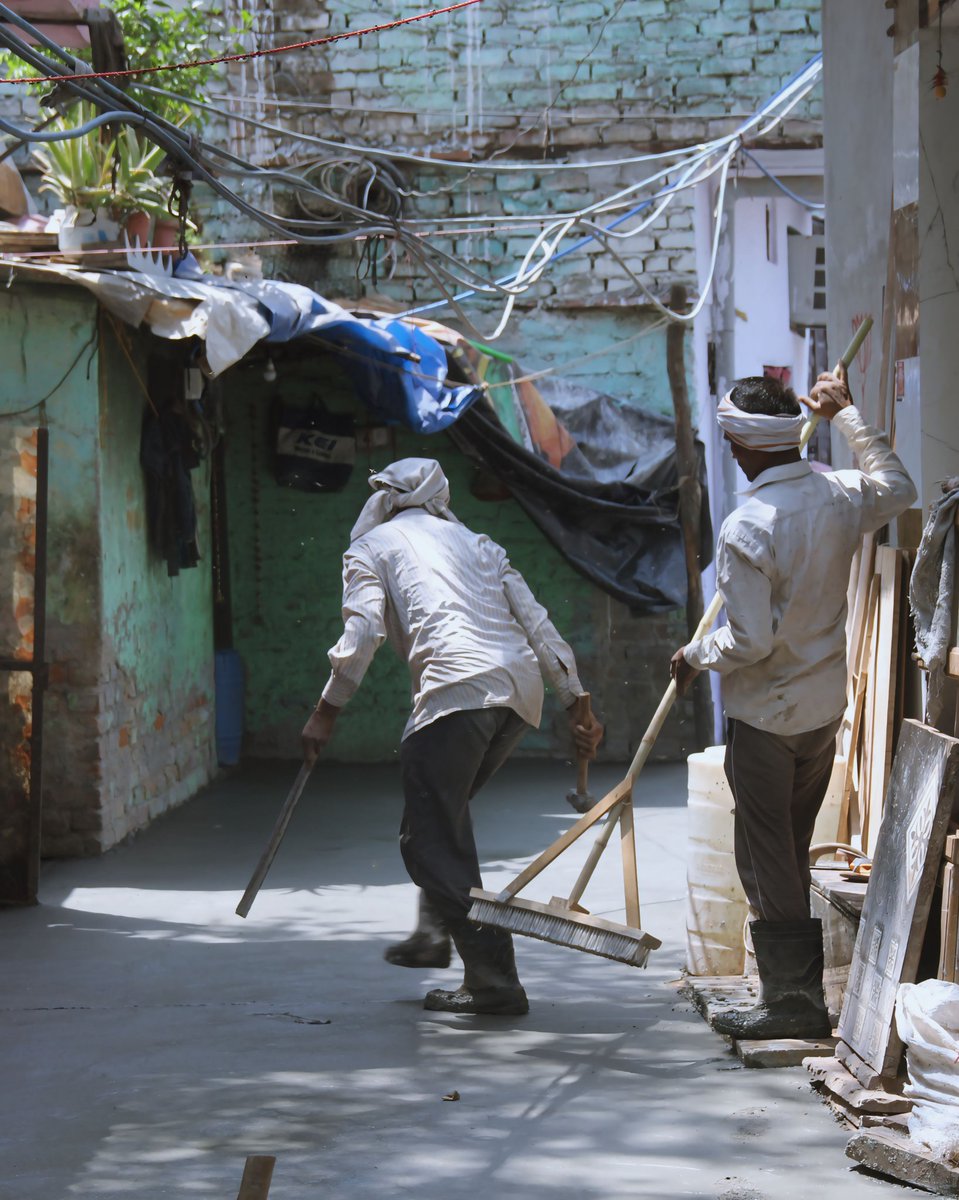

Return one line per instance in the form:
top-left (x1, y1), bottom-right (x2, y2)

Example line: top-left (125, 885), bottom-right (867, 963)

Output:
top-left (0, 0), bottom-right (823, 341)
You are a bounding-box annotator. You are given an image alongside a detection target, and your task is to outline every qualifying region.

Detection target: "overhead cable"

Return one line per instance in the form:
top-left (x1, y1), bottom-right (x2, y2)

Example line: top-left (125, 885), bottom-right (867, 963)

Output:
top-left (2, 0), bottom-right (485, 85)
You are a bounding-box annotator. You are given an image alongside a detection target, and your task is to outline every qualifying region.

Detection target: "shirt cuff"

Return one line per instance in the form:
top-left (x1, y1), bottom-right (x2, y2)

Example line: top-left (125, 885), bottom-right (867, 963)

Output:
top-left (321, 673), bottom-right (355, 708)
top-left (558, 680), bottom-right (585, 710)
top-left (831, 405), bottom-right (864, 438)
top-left (683, 640), bottom-right (707, 670)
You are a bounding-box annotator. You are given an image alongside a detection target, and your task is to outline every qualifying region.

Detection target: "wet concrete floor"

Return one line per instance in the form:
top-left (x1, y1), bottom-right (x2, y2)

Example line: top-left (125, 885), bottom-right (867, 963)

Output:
top-left (1, 759), bottom-right (902, 1199)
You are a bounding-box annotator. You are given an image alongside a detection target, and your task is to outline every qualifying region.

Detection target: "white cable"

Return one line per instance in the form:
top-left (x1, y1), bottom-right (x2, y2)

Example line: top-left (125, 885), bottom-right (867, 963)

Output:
top-left (216, 89), bottom-right (761, 124)
top-left (135, 81), bottom-right (729, 174)
top-left (586, 146), bottom-right (736, 324)
top-left (396, 58), bottom-right (823, 333)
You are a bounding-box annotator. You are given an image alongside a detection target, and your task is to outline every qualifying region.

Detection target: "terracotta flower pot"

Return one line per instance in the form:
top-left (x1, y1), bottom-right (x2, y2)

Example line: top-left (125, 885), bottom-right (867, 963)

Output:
top-left (124, 209), bottom-right (151, 248)
top-left (153, 217), bottom-right (180, 259)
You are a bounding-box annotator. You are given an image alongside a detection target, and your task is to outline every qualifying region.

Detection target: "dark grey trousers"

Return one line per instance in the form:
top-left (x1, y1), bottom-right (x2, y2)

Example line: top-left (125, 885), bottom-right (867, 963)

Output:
top-left (724, 716), bottom-right (841, 924)
top-left (398, 706), bottom-right (530, 927)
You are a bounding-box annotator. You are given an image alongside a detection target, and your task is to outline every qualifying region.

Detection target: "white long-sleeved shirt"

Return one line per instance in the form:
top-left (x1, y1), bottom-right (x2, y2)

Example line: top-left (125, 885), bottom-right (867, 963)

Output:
top-left (684, 406), bottom-right (917, 735)
top-left (321, 508), bottom-right (584, 739)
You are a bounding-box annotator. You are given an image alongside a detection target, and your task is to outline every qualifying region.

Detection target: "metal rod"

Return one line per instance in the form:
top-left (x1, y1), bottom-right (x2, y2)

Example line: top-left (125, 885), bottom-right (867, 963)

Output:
top-left (26, 427), bottom-right (49, 905)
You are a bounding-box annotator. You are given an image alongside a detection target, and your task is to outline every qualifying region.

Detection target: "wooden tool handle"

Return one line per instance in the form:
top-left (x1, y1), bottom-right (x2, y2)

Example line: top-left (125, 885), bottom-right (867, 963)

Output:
top-left (573, 692), bottom-right (593, 792)
top-left (236, 761), bottom-right (314, 918)
top-left (236, 1156), bottom-right (276, 1200)
top-left (800, 315), bottom-right (874, 447)
top-left (566, 799), bottom-right (623, 908)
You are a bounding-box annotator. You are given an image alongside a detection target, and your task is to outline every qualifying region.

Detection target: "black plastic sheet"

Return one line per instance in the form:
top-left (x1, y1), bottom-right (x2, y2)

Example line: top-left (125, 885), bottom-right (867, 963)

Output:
top-left (447, 381), bottom-right (712, 614)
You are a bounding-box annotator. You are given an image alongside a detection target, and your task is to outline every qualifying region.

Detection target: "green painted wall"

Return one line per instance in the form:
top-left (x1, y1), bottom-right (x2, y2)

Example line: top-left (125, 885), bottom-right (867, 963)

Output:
top-left (0, 285), bottom-right (103, 855)
top-left (219, 324), bottom-right (707, 766)
top-left (97, 328), bottom-right (217, 843)
top-left (0, 285), bottom-right (218, 854)
top-left (222, 351), bottom-right (600, 762)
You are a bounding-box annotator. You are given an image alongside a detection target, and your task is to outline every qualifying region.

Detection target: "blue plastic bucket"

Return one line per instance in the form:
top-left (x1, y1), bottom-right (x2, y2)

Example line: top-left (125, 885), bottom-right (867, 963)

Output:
top-left (214, 648), bottom-right (245, 766)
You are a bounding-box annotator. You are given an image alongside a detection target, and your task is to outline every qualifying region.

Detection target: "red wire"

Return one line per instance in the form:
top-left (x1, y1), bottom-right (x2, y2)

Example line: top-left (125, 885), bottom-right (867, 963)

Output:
top-left (6, 0), bottom-right (483, 85)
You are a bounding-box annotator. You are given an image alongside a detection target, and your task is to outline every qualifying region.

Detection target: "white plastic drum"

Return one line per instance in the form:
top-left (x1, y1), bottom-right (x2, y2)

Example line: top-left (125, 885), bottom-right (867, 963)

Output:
top-left (684, 745), bottom-right (847, 977)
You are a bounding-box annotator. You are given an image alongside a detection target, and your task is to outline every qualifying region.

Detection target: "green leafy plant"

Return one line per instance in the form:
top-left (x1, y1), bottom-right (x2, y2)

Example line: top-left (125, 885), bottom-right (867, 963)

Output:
top-left (1, 0), bottom-right (252, 229)
top-left (0, 0), bottom-right (253, 126)
top-left (33, 103), bottom-right (178, 220)
top-left (110, 0), bottom-right (254, 126)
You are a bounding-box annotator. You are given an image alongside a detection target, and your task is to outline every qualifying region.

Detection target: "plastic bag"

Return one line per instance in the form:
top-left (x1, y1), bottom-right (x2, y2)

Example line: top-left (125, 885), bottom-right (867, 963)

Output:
top-left (895, 979), bottom-right (959, 1163)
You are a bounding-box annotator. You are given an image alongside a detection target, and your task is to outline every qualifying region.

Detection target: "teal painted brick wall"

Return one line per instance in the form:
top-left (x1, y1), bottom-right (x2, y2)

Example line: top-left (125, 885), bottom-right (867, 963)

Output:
top-left (97, 330), bottom-right (218, 847)
top-left (0, 287), bottom-right (218, 855)
top-left (0, 287), bottom-right (103, 857)
top-left (201, 0), bottom-right (822, 330)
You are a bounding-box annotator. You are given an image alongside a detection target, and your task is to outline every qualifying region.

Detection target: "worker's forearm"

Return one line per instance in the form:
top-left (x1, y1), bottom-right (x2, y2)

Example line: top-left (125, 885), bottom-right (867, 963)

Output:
top-left (833, 406), bottom-right (918, 521)
top-left (502, 565), bottom-right (583, 705)
top-left (322, 614), bottom-right (385, 707)
top-left (684, 621), bottom-right (772, 674)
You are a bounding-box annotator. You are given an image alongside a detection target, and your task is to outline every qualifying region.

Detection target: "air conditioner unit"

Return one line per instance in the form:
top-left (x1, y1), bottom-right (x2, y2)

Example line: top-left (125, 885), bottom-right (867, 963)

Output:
top-left (787, 230), bottom-right (827, 331)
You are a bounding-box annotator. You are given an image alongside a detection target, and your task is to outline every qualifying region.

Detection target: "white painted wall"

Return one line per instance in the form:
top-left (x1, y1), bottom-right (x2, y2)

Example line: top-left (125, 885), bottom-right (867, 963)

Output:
top-left (918, 24), bottom-right (959, 507)
top-left (822, 0), bottom-right (894, 460)
top-left (731, 194), bottom-right (812, 389)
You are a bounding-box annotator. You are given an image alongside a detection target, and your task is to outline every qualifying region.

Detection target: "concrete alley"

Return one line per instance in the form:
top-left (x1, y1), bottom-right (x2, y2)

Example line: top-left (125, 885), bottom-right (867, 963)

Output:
top-left (1, 759), bottom-right (904, 1200)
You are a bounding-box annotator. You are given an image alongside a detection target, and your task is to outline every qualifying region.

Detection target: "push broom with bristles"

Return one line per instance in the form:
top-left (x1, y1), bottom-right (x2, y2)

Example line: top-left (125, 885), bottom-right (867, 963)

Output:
top-left (469, 317), bottom-right (875, 968)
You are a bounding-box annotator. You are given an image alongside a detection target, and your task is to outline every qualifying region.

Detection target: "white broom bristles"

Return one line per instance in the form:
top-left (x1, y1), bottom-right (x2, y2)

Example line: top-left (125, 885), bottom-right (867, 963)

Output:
top-left (468, 895), bottom-right (654, 968)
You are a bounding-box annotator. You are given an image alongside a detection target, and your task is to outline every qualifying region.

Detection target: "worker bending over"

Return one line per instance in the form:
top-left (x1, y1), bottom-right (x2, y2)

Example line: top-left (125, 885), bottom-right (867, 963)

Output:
top-left (671, 368), bottom-right (916, 1039)
top-left (303, 458), bottom-right (603, 1017)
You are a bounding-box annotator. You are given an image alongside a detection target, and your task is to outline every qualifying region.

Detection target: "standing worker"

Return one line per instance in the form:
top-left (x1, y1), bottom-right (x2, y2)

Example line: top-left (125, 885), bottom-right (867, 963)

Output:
top-left (671, 368), bottom-right (916, 1039)
top-left (302, 458), bottom-right (603, 1016)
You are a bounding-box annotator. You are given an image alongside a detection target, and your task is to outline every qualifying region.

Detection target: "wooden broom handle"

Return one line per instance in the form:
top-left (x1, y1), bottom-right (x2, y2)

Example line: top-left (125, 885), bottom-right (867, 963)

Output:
top-left (566, 800), bottom-right (624, 908)
top-left (573, 692), bottom-right (593, 792)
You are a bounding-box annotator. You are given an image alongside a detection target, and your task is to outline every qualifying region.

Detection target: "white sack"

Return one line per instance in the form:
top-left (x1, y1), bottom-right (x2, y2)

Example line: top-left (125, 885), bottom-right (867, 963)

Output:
top-left (895, 979), bottom-right (959, 1163)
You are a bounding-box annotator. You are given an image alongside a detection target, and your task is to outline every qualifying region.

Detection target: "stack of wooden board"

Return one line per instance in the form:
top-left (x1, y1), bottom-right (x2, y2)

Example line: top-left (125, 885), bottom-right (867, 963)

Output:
top-left (937, 831), bottom-right (959, 983)
top-left (837, 538), bottom-right (922, 853)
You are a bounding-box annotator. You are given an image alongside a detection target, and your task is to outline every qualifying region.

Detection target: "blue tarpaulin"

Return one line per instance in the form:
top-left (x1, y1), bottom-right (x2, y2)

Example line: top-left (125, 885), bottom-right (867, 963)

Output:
top-left (174, 254), bottom-right (482, 434)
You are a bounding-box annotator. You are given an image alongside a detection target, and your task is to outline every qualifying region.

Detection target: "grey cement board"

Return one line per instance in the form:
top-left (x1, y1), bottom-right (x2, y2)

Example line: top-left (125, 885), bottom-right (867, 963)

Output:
top-left (837, 719), bottom-right (959, 1078)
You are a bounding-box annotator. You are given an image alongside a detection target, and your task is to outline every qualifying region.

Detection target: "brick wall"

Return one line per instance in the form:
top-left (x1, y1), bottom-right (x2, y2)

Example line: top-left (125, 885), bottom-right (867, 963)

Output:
top-left (0, 288), bottom-right (218, 857)
top-left (199, 0), bottom-right (822, 332)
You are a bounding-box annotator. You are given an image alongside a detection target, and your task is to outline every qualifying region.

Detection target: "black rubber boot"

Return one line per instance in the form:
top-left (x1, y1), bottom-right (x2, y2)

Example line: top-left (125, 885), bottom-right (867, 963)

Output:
top-left (384, 892), bottom-right (451, 969)
top-left (424, 920), bottom-right (528, 1015)
top-left (711, 918), bottom-right (832, 1040)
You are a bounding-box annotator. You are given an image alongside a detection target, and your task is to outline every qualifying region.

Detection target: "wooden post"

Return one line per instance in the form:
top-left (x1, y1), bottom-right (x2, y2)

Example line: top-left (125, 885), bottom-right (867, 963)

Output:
top-left (666, 284), bottom-right (713, 749)
top-left (236, 1155), bottom-right (276, 1200)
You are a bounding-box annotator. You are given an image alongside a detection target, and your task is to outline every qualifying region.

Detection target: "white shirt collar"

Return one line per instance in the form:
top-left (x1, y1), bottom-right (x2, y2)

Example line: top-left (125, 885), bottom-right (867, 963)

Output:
top-left (742, 459), bottom-right (812, 495)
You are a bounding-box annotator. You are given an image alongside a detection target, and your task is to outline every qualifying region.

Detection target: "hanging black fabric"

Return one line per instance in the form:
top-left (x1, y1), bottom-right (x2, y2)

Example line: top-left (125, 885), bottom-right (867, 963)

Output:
top-left (446, 399), bottom-right (713, 614)
top-left (140, 407), bottom-right (201, 577)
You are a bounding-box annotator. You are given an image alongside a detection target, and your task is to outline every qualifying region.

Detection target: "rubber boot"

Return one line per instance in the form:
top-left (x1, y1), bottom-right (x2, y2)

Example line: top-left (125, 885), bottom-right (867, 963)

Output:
top-left (383, 892), bottom-right (451, 969)
top-left (711, 918), bottom-right (832, 1040)
top-left (423, 920), bottom-right (528, 1015)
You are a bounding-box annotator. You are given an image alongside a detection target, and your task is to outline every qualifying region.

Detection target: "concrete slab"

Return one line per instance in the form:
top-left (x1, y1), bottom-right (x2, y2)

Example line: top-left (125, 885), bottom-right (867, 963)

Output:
top-left (0, 760), bottom-right (902, 1198)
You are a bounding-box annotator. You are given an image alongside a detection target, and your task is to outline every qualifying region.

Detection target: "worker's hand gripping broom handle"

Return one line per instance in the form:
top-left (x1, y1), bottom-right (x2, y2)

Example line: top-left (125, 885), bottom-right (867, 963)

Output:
top-left (625, 317), bottom-right (874, 788)
top-left (797, 314), bottom-right (873, 453)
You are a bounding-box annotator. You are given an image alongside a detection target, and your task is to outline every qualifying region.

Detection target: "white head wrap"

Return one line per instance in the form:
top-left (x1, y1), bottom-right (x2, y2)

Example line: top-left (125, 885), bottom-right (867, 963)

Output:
top-left (350, 457), bottom-right (459, 542)
top-left (716, 389), bottom-right (805, 451)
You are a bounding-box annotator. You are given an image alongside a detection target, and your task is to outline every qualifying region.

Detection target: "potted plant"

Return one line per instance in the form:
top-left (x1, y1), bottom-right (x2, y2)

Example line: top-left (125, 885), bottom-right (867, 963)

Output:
top-left (33, 104), bottom-right (186, 254)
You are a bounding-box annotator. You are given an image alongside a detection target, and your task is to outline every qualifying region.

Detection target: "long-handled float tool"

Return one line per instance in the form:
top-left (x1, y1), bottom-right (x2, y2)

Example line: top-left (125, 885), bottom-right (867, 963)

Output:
top-left (469, 318), bottom-right (875, 967)
top-left (565, 692), bottom-right (597, 813)
top-left (235, 761), bottom-right (314, 918)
